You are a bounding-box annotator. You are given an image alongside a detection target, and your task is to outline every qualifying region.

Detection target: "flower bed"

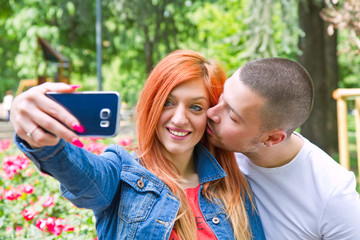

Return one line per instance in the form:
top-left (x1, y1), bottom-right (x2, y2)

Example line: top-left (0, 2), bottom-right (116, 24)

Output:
top-left (0, 136), bottom-right (133, 239)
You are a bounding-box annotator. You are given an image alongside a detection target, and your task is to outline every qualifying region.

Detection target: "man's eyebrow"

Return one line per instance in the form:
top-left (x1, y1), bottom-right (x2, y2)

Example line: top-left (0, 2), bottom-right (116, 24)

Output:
top-left (223, 84), bottom-right (243, 121)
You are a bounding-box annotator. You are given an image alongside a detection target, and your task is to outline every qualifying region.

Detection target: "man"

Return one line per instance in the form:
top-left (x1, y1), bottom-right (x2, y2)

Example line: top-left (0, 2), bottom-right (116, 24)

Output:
top-left (206, 58), bottom-right (360, 239)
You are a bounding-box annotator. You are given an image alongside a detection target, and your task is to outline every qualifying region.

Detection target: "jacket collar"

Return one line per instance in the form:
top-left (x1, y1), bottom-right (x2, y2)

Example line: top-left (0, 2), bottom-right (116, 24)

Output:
top-left (194, 144), bottom-right (227, 184)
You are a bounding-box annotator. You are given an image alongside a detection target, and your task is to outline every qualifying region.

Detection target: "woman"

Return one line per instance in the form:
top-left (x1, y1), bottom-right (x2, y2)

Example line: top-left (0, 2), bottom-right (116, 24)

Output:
top-left (11, 50), bottom-right (265, 239)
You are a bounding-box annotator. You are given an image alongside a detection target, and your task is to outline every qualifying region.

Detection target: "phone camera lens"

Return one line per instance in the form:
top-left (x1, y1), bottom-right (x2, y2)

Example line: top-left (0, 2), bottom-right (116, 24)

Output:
top-left (100, 108), bottom-right (111, 119)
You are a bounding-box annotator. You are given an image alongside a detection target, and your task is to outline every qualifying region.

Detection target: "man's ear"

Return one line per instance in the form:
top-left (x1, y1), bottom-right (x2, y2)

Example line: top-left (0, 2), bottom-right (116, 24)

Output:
top-left (263, 130), bottom-right (287, 147)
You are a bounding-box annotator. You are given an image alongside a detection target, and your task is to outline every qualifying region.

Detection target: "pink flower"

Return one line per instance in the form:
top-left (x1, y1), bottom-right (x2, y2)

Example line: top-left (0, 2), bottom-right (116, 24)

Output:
top-left (84, 142), bottom-right (107, 155)
top-left (82, 137), bottom-right (103, 142)
top-left (47, 217), bottom-right (62, 236)
top-left (36, 217), bottom-right (74, 236)
top-left (36, 218), bottom-right (47, 231)
top-left (117, 137), bottom-right (132, 147)
top-left (5, 225), bottom-right (23, 232)
top-left (21, 208), bottom-right (39, 221)
top-left (42, 196), bottom-right (55, 208)
top-left (1, 154), bottom-right (30, 179)
top-left (3, 188), bottom-right (22, 201)
top-left (5, 227), bottom-right (13, 232)
top-left (18, 184), bottom-right (35, 194)
top-left (0, 139), bottom-right (11, 152)
top-left (63, 225), bottom-right (75, 232)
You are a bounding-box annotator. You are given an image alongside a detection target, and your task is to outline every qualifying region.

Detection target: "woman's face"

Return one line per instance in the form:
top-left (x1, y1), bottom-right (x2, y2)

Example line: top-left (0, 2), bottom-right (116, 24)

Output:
top-left (156, 78), bottom-right (209, 161)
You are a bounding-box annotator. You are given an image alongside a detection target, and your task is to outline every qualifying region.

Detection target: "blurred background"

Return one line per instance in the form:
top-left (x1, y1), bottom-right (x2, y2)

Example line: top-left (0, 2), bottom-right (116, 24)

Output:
top-left (0, 0), bottom-right (359, 172)
top-left (0, 1), bottom-right (360, 238)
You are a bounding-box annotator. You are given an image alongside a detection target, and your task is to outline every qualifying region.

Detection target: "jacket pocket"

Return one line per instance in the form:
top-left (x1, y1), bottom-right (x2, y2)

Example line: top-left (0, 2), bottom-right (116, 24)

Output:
top-left (118, 169), bottom-right (162, 223)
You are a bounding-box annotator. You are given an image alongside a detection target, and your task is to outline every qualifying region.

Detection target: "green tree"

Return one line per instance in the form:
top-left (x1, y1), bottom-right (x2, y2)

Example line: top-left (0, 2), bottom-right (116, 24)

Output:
top-left (298, 0), bottom-right (338, 154)
top-left (0, 0), bottom-right (98, 91)
top-left (199, 0), bottom-right (338, 154)
top-left (101, 0), bottom-right (206, 104)
top-left (107, 0), bottom-right (199, 73)
top-left (321, 0), bottom-right (360, 89)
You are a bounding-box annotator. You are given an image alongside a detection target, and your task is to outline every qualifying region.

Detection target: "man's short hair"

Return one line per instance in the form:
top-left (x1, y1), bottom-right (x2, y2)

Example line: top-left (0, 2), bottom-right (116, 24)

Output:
top-left (238, 58), bottom-right (314, 135)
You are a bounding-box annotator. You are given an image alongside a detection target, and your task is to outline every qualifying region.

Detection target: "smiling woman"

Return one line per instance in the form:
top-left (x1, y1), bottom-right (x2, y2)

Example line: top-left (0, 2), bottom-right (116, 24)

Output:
top-left (11, 50), bottom-right (265, 240)
top-left (156, 78), bottom-right (209, 169)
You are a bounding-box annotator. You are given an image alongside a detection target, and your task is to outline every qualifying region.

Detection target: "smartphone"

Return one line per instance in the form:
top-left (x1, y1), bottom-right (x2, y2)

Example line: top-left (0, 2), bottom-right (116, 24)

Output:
top-left (46, 91), bottom-right (121, 137)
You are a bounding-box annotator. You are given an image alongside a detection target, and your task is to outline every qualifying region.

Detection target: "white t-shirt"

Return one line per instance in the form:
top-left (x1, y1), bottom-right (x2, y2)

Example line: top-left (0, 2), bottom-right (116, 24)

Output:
top-left (236, 133), bottom-right (360, 240)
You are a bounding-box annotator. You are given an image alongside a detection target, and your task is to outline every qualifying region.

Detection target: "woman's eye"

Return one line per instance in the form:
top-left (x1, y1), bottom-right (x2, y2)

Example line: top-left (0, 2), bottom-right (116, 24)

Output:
top-left (191, 105), bottom-right (203, 111)
top-left (164, 99), bottom-right (172, 106)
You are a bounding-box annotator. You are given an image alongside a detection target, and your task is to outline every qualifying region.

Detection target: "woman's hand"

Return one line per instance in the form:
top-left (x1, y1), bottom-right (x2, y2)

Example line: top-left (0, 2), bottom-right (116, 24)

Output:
top-left (10, 82), bottom-right (84, 148)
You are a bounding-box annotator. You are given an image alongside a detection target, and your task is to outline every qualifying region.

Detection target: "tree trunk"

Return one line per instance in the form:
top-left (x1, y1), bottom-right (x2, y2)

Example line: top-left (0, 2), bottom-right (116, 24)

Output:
top-left (298, 0), bottom-right (338, 155)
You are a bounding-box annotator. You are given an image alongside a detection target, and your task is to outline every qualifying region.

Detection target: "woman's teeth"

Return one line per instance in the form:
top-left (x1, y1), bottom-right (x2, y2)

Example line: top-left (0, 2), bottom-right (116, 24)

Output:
top-left (169, 129), bottom-right (188, 137)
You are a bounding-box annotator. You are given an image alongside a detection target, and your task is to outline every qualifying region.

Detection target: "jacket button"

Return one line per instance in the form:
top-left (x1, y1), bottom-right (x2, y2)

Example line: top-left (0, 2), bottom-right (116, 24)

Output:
top-left (137, 178), bottom-right (144, 188)
top-left (212, 217), bottom-right (220, 225)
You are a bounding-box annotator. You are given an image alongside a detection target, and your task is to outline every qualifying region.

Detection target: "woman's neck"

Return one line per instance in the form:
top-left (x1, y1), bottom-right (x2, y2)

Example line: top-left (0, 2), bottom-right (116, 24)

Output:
top-left (168, 151), bottom-right (200, 189)
top-left (180, 173), bottom-right (200, 189)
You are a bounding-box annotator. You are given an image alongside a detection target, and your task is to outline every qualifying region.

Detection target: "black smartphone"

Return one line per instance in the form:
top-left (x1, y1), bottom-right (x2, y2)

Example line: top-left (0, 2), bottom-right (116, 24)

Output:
top-left (46, 91), bottom-right (121, 137)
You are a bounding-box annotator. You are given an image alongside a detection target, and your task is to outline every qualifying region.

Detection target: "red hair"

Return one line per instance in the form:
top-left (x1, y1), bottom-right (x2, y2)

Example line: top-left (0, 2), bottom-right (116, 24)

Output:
top-left (136, 50), bottom-right (252, 239)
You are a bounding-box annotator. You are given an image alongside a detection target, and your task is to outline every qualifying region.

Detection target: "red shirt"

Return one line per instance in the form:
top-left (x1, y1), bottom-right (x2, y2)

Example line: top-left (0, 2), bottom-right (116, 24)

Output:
top-left (169, 185), bottom-right (218, 240)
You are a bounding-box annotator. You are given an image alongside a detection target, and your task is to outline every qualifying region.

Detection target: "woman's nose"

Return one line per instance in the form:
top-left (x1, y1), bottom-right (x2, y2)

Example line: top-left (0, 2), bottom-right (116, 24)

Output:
top-left (171, 105), bottom-right (189, 125)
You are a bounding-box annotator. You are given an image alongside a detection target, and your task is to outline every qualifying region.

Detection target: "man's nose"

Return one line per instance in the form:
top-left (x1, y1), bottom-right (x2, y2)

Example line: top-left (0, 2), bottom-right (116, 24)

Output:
top-left (171, 105), bottom-right (189, 125)
top-left (207, 104), bottom-right (221, 123)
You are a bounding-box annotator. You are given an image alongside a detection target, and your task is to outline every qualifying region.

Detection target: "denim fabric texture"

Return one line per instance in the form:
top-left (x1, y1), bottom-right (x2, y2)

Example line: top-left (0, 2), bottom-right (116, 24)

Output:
top-left (15, 135), bottom-right (265, 240)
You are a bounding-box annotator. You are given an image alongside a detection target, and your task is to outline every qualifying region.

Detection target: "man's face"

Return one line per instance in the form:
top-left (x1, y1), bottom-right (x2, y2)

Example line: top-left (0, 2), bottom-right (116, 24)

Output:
top-left (206, 70), bottom-right (266, 153)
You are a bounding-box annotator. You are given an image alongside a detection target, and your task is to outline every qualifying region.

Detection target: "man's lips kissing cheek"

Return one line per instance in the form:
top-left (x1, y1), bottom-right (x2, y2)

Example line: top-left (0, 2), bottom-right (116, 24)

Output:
top-left (206, 123), bottom-right (214, 135)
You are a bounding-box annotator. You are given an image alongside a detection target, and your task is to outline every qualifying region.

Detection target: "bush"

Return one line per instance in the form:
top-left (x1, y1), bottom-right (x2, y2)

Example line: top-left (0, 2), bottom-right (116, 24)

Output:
top-left (0, 136), bottom-right (133, 239)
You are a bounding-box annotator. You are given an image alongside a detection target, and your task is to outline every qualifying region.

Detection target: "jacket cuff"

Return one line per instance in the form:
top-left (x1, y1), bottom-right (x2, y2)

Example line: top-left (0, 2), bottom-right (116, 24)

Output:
top-left (14, 134), bottom-right (66, 168)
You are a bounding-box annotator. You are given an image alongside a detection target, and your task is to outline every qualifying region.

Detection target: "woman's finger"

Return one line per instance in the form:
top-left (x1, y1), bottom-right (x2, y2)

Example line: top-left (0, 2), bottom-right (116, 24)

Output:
top-left (14, 116), bottom-right (60, 148)
top-left (11, 82), bottom-right (84, 148)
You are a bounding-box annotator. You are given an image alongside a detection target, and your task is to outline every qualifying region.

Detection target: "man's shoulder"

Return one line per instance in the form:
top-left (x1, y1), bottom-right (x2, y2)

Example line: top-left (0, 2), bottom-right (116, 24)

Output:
top-left (303, 137), bottom-right (352, 177)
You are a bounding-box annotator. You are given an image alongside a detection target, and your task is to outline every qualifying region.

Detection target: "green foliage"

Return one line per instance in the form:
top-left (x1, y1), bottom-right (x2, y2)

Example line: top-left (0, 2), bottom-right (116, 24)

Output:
top-left (184, 0), bottom-right (302, 75)
top-left (0, 139), bottom-right (97, 239)
top-left (237, 0), bottom-right (301, 59)
top-left (101, 0), bottom-right (202, 104)
top-left (186, 1), bottom-right (249, 72)
top-left (337, 30), bottom-right (360, 88)
top-left (0, 0), bottom-right (359, 106)
top-left (102, 57), bottom-right (145, 106)
top-left (0, 0), bottom-right (97, 91)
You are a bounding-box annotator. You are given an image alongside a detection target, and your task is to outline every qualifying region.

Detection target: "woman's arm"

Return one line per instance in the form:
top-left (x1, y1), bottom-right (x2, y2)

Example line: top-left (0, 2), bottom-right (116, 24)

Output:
top-left (11, 82), bottom-right (124, 211)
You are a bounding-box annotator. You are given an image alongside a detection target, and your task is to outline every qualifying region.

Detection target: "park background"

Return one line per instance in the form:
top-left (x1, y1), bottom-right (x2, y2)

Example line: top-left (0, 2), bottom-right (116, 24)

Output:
top-left (0, 0), bottom-right (359, 239)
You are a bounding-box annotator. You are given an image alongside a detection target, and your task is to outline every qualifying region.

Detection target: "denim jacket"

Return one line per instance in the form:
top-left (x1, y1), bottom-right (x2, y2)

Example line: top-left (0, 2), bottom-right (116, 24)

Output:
top-left (15, 135), bottom-right (265, 240)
